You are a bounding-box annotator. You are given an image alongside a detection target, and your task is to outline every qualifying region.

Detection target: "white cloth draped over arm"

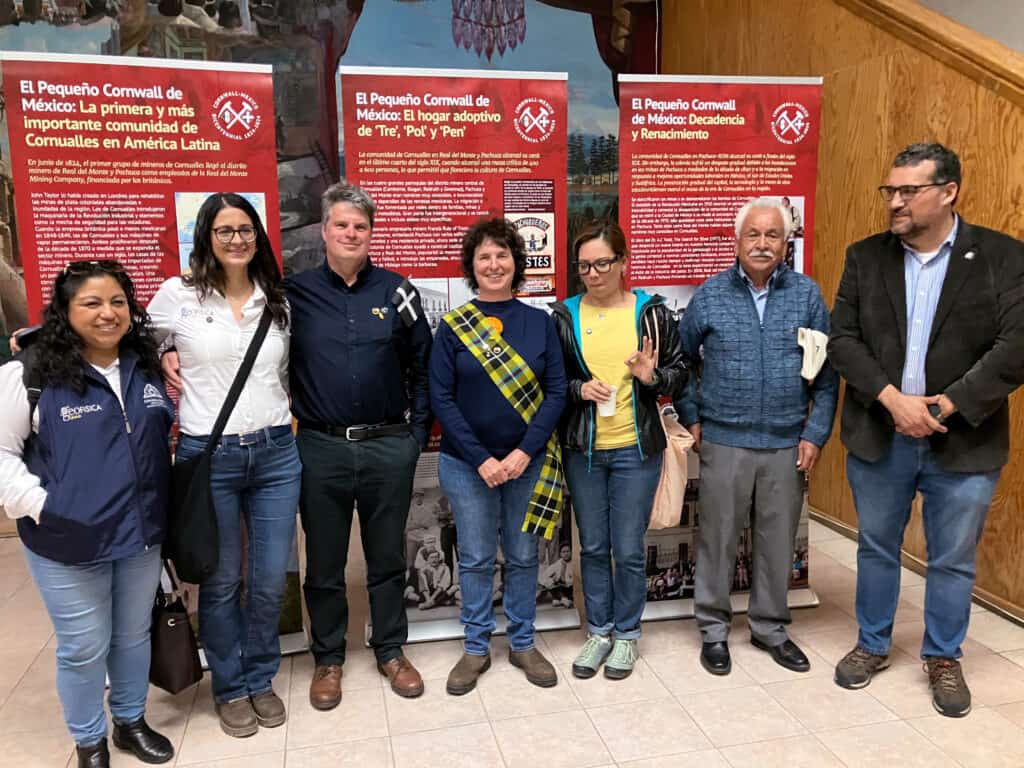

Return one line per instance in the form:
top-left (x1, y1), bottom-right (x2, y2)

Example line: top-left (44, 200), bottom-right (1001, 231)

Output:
top-left (0, 361), bottom-right (45, 522)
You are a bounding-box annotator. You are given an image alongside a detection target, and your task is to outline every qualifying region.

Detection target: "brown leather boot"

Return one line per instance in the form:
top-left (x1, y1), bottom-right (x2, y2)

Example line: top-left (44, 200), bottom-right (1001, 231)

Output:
top-left (509, 647), bottom-right (558, 688)
top-left (309, 664), bottom-right (343, 710)
top-left (378, 656), bottom-right (425, 698)
top-left (446, 652), bottom-right (492, 695)
top-left (250, 689), bottom-right (286, 727)
top-left (215, 697), bottom-right (258, 738)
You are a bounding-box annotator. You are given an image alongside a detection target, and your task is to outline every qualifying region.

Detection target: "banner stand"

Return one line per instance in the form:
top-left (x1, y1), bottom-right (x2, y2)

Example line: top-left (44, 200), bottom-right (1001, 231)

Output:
top-left (641, 588), bottom-right (819, 623)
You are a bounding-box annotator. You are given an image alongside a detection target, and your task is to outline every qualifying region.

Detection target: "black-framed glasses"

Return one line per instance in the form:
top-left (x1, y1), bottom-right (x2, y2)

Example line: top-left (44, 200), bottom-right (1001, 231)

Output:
top-left (576, 257), bottom-right (621, 275)
top-left (877, 182), bottom-right (949, 202)
top-left (212, 226), bottom-right (257, 244)
top-left (62, 259), bottom-right (127, 277)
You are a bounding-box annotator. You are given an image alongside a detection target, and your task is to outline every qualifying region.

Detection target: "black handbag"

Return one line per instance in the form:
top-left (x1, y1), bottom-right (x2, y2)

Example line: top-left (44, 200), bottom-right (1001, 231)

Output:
top-left (165, 308), bottom-right (273, 583)
top-left (150, 563), bottom-right (203, 694)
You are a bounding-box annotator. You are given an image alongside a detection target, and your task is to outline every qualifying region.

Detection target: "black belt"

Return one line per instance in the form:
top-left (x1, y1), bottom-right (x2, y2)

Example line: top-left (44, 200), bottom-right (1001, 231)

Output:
top-left (299, 421), bottom-right (409, 441)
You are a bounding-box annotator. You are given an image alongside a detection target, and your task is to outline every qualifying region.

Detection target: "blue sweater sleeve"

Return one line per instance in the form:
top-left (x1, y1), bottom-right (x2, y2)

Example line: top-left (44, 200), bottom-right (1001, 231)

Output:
top-left (518, 315), bottom-right (567, 457)
top-left (800, 286), bottom-right (839, 447)
top-left (673, 293), bottom-right (705, 426)
top-left (428, 322), bottom-right (492, 468)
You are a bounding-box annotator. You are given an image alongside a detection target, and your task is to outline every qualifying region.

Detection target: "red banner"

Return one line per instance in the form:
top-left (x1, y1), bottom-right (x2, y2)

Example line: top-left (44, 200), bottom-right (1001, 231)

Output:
top-left (0, 52), bottom-right (280, 319)
top-left (618, 76), bottom-right (822, 289)
top-left (337, 66), bottom-right (568, 305)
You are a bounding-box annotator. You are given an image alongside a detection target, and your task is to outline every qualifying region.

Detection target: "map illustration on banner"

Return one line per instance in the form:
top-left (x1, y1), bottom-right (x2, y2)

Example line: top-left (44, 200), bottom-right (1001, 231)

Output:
top-left (0, 51), bottom-right (281, 319)
top-left (337, 65), bottom-right (574, 641)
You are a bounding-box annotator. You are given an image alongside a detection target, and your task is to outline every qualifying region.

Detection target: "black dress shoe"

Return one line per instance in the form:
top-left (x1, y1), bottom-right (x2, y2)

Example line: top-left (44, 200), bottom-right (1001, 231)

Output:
top-left (752, 637), bottom-right (811, 672)
top-left (76, 739), bottom-right (110, 768)
top-left (700, 641), bottom-right (731, 675)
top-left (112, 717), bottom-right (174, 764)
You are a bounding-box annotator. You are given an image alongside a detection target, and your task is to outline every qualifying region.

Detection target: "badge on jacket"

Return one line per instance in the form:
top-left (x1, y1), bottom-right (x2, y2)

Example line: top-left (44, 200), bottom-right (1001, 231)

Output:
top-left (391, 278), bottom-right (424, 328)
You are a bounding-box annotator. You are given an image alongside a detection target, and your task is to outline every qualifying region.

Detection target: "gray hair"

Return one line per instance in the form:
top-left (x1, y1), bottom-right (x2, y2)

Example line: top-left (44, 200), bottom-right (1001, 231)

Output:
top-left (734, 197), bottom-right (794, 240)
top-left (321, 181), bottom-right (377, 228)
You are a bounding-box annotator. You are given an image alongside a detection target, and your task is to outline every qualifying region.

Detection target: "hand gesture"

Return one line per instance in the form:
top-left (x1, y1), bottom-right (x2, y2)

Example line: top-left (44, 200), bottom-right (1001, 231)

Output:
top-left (879, 387), bottom-right (946, 438)
top-left (499, 448), bottom-right (531, 481)
top-left (625, 335), bottom-right (658, 386)
top-left (580, 379), bottom-right (614, 403)
top-left (477, 457), bottom-right (508, 488)
top-left (796, 439), bottom-right (820, 473)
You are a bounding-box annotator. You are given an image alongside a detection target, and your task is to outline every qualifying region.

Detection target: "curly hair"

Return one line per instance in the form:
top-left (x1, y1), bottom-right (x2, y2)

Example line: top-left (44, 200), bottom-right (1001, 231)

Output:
top-left (183, 193), bottom-right (289, 328)
top-left (34, 260), bottom-right (161, 393)
top-left (460, 218), bottom-right (528, 293)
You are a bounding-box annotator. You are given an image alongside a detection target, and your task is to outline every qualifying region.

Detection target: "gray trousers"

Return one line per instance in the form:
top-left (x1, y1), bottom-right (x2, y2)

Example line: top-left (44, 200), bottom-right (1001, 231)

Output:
top-left (694, 440), bottom-right (803, 645)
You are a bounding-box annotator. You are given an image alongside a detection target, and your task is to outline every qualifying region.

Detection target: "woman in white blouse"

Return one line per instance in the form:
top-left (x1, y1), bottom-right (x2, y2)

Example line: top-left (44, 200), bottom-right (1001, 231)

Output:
top-left (148, 194), bottom-right (300, 738)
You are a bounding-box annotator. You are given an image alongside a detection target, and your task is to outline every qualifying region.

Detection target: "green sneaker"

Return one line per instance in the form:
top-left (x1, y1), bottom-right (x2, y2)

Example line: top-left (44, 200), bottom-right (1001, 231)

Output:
top-left (604, 638), bottom-right (639, 680)
top-left (572, 633), bottom-right (613, 679)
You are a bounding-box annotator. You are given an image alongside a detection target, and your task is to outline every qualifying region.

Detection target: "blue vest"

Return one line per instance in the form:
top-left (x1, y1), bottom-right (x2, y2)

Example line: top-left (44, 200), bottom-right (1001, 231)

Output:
top-left (18, 353), bottom-right (174, 564)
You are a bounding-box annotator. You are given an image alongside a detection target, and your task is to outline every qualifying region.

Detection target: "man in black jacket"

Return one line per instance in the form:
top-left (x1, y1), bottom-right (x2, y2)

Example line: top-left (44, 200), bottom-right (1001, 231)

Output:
top-left (828, 142), bottom-right (1024, 718)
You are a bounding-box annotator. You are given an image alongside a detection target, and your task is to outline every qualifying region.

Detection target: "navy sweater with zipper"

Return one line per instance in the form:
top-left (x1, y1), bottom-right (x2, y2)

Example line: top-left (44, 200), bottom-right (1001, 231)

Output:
top-left (16, 351), bottom-right (175, 564)
top-left (674, 263), bottom-right (838, 449)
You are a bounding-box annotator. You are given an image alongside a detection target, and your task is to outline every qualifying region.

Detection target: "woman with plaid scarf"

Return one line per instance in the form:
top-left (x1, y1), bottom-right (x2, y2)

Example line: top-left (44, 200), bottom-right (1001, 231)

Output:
top-left (429, 218), bottom-right (567, 696)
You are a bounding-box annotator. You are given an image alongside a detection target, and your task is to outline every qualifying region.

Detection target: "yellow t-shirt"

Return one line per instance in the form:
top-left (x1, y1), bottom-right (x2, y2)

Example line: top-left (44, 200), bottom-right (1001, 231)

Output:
top-left (579, 302), bottom-right (638, 449)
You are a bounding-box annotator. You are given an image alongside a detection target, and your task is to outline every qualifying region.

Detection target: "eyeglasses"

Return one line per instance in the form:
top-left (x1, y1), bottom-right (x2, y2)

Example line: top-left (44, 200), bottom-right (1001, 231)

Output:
top-left (212, 226), bottom-right (257, 244)
top-left (877, 182), bottom-right (949, 202)
top-left (576, 257), bottom-right (620, 275)
top-left (63, 259), bottom-right (127, 277)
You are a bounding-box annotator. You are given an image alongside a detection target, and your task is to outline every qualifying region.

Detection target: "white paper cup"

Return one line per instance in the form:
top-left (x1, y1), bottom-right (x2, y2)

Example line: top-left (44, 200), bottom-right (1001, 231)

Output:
top-left (597, 386), bottom-right (617, 417)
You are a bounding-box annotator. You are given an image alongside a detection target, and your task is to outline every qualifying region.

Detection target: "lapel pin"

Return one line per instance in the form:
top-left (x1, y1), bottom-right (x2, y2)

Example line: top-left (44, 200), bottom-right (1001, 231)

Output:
top-left (964, 250), bottom-right (975, 260)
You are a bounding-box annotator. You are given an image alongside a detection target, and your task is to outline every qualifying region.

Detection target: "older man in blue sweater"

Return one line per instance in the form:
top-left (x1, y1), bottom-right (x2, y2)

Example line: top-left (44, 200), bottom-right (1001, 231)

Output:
top-left (675, 197), bottom-right (838, 676)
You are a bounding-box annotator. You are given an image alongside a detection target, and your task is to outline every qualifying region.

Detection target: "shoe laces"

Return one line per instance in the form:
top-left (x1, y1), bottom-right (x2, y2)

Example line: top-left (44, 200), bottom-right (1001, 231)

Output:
top-left (315, 664), bottom-right (341, 680)
top-left (579, 634), bottom-right (611, 658)
top-left (845, 646), bottom-right (880, 670)
top-left (926, 658), bottom-right (964, 695)
top-left (609, 639), bottom-right (638, 666)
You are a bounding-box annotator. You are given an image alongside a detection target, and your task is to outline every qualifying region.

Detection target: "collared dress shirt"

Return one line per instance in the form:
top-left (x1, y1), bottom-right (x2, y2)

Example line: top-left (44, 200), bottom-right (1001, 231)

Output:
top-left (284, 259), bottom-right (433, 445)
top-left (148, 277), bottom-right (292, 436)
top-left (900, 217), bottom-right (958, 395)
top-left (737, 262), bottom-right (779, 324)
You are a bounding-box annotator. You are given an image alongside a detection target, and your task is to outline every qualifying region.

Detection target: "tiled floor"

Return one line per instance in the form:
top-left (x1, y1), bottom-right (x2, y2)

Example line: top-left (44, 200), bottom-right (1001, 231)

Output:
top-left (4, 520), bottom-right (1024, 767)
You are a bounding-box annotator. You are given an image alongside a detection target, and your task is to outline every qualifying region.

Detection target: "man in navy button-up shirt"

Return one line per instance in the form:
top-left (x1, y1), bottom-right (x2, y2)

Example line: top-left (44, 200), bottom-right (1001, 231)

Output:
top-left (286, 182), bottom-right (432, 707)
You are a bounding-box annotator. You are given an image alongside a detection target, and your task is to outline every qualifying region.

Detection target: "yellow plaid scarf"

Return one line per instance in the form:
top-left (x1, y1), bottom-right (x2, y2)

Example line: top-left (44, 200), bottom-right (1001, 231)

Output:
top-left (442, 302), bottom-right (564, 539)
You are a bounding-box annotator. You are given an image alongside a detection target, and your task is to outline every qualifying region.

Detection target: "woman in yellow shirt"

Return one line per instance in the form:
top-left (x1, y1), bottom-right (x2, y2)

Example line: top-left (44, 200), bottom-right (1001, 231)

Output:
top-left (551, 221), bottom-right (688, 680)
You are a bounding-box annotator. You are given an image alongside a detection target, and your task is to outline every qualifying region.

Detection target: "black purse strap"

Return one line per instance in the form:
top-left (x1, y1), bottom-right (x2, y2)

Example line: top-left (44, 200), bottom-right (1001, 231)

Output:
top-left (203, 307), bottom-right (274, 455)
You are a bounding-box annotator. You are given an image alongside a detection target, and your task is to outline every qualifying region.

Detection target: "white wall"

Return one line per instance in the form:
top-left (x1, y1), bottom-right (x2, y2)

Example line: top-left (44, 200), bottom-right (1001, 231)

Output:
top-left (918, 0), bottom-right (1024, 53)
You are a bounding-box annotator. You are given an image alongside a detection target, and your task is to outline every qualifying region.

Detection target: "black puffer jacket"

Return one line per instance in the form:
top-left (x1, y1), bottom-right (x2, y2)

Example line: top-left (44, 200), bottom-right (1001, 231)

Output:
top-left (551, 290), bottom-right (688, 459)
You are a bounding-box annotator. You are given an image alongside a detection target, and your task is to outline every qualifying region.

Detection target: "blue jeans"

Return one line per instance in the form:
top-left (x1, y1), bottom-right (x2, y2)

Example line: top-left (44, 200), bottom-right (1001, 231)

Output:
top-left (564, 446), bottom-right (662, 640)
top-left (24, 544), bottom-right (162, 746)
top-left (177, 425), bottom-right (301, 703)
top-left (439, 452), bottom-right (543, 656)
top-left (847, 435), bottom-right (999, 659)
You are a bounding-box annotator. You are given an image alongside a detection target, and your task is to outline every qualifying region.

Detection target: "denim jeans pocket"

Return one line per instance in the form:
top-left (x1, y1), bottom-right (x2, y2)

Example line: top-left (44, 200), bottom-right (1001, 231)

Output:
top-left (266, 427), bottom-right (296, 450)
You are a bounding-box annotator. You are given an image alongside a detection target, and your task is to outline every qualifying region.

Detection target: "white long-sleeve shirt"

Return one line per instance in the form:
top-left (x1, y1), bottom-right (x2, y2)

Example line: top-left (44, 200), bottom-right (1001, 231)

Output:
top-left (147, 277), bottom-right (291, 436)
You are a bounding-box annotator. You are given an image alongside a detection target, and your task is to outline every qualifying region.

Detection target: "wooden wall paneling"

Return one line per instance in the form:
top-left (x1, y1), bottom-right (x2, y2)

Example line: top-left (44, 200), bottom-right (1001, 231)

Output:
top-left (661, 0), bottom-right (1024, 617)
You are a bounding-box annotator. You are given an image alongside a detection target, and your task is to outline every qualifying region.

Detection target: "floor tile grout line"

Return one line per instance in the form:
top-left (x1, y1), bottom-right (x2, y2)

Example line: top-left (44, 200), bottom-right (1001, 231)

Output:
top-left (0, 627), bottom-right (55, 713)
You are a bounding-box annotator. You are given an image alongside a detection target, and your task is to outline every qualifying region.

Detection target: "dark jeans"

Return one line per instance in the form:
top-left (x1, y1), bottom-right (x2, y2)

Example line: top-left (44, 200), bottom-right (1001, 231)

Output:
top-left (297, 428), bottom-right (420, 665)
top-left (177, 425), bottom-right (302, 703)
top-left (847, 435), bottom-right (999, 659)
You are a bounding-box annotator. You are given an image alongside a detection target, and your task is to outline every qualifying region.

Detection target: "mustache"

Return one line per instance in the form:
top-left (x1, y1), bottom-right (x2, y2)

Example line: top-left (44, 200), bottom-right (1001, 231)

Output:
top-left (749, 249), bottom-right (774, 259)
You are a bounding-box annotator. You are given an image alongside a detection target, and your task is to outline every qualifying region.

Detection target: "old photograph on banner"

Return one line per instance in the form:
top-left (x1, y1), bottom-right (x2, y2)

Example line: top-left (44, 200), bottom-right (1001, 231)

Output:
top-left (337, 64), bottom-right (577, 641)
top-left (617, 74), bottom-right (822, 619)
top-left (0, 51), bottom-right (306, 654)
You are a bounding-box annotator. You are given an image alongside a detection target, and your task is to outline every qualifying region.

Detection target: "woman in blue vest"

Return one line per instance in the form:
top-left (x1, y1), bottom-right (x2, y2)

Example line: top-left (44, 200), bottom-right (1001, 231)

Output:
top-left (0, 260), bottom-right (175, 768)
top-left (552, 221), bottom-right (688, 680)
top-left (429, 218), bottom-right (567, 695)
top-left (148, 193), bottom-right (300, 737)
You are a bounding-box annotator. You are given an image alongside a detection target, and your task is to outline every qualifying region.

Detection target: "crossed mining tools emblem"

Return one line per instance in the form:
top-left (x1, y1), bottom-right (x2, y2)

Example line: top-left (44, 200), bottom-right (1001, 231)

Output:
top-left (518, 105), bottom-right (552, 136)
top-left (218, 100), bottom-right (257, 133)
top-left (775, 108), bottom-right (806, 138)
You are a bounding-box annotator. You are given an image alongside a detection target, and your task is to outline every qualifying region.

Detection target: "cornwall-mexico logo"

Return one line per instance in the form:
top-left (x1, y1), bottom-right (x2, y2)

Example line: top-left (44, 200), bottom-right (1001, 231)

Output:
top-left (513, 97), bottom-right (557, 143)
top-left (770, 102), bottom-right (811, 145)
top-left (212, 91), bottom-right (262, 140)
